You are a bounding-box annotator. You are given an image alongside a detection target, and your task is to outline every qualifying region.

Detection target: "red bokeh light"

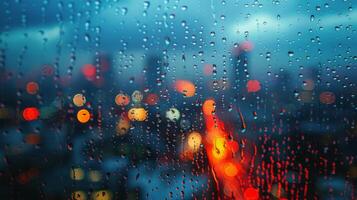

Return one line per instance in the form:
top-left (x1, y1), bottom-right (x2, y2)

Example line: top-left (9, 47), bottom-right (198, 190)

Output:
top-left (25, 134), bottom-right (41, 145)
top-left (240, 41), bottom-right (254, 52)
top-left (203, 64), bottom-right (214, 76)
top-left (319, 91), bottom-right (335, 104)
top-left (81, 64), bottom-right (96, 80)
top-left (247, 80), bottom-right (261, 93)
top-left (232, 41), bottom-right (254, 56)
top-left (145, 93), bottom-right (159, 105)
top-left (228, 141), bottom-right (239, 153)
top-left (244, 187), bottom-right (259, 200)
top-left (26, 81), bottom-right (39, 95)
top-left (41, 65), bottom-right (54, 76)
top-left (22, 107), bottom-right (40, 121)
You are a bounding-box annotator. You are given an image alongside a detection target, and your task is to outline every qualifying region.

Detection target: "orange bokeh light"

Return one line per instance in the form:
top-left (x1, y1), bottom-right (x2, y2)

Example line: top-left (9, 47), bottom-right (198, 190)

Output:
top-left (174, 80), bottom-right (196, 97)
top-left (77, 109), bottom-right (91, 123)
top-left (224, 162), bottom-right (238, 177)
top-left (202, 99), bottom-right (215, 116)
top-left (115, 93), bottom-right (130, 106)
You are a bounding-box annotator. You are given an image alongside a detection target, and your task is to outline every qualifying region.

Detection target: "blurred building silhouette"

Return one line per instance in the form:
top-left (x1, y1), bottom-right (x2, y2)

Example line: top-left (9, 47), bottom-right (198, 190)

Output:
top-left (143, 54), bottom-right (168, 93)
top-left (231, 44), bottom-right (250, 95)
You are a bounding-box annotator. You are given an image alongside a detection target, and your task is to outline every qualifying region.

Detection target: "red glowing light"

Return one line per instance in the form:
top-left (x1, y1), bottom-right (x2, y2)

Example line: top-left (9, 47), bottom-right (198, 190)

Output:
top-left (41, 65), bottom-right (54, 76)
top-left (17, 168), bottom-right (39, 184)
top-left (244, 187), bottom-right (259, 200)
top-left (99, 55), bottom-right (110, 72)
top-left (228, 141), bottom-right (239, 153)
top-left (145, 93), bottom-right (159, 105)
top-left (58, 75), bottom-right (72, 87)
top-left (240, 41), bottom-right (254, 52)
top-left (203, 64), bottom-right (214, 76)
top-left (26, 82), bottom-right (39, 95)
top-left (319, 91), bottom-right (335, 104)
top-left (247, 80), bottom-right (261, 93)
top-left (202, 98), bottom-right (262, 199)
top-left (232, 41), bottom-right (254, 56)
top-left (25, 134), bottom-right (41, 145)
top-left (22, 107), bottom-right (40, 121)
top-left (81, 64), bottom-right (96, 79)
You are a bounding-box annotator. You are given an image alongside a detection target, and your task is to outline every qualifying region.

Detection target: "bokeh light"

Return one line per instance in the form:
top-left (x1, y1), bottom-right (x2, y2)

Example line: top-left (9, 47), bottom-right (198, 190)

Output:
top-left (131, 90), bottom-right (143, 104)
top-left (246, 80), bottom-right (261, 93)
top-left (81, 64), bottom-right (96, 80)
top-left (202, 99), bottom-right (215, 116)
top-left (116, 116), bottom-right (130, 135)
top-left (71, 191), bottom-right (87, 200)
top-left (187, 131), bottom-right (202, 151)
top-left (145, 93), bottom-right (159, 105)
top-left (70, 168), bottom-right (85, 181)
top-left (73, 93), bottom-right (86, 107)
top-left (320, 91), bottom-right (336, 104)
top-left (77, 109), bottom-right (91, 123)
top-left (22, 107), bottom-right (40, 121)
top-left (26, 81), bottom-right (39, 95)
top-left (115, 93), bottom-right (131, 106)
top-left (166, 108), bottom-right (180, 122)
top-left (128, 108), bottom-right (148, 121)
top-left (244, 187), bottom-right (259, 200)
top-left (88, 170), bottom-right (102, 182)
top-left (25, 134), bottom-right (41, 145)
top-left (224, 162), bottom-right (238, 177)
top-left (174, 80), bottom-right (196, 97)
top-left (91, 190), bottom-right (112, 200)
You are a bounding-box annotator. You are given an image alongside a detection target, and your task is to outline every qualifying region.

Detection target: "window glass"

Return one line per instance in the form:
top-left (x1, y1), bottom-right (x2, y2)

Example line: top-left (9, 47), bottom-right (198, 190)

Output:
top-left (0, 0), bottom-right (356, 199)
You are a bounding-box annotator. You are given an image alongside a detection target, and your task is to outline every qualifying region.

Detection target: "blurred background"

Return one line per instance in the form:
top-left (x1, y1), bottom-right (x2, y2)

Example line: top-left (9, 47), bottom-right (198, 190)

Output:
top-left (0, 0), bottom-right (356, 199)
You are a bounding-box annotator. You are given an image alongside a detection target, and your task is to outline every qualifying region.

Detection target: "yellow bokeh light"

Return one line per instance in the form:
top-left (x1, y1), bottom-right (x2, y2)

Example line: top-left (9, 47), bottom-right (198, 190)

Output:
top-left (72, 190), bottom-right (87, 200)
top-left (88, 170), bottom-right (102, 182)
top-left (212, 137), bottom-right (227, 160)
top-left (92, 190), bottom-right (112, 200)
top-left (70, 168), bottom-right (85, 181)
top-left (128, 108), bottom-right (148, 121)
top-left (187, 131), bottom-right (202, 151)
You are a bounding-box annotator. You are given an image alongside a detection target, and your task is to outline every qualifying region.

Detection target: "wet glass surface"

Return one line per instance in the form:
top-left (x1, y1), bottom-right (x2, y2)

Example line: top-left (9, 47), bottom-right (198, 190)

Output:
top-left (0, 0), bottom-right (356, 199)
